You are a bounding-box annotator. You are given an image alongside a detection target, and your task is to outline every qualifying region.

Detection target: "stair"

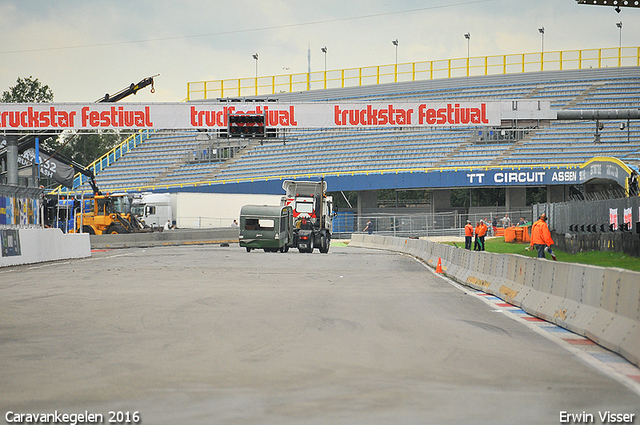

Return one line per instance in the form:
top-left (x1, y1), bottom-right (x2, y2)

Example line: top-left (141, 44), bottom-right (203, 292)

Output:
top-left (487, 128), bottom-right (541, 167)
top-left (202, 139), bottom-right (263, 180)
top-left (562, 82), bottom-right (605, 110)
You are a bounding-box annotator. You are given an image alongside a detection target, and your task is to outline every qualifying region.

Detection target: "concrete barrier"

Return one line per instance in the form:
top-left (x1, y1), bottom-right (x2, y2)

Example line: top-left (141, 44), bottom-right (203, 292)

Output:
top-left (90, 228), bottom-right (239, 249)
top-left (351, 235), bottom-right (640, 367)
top-left (1, 228), bottom-right (90, 267)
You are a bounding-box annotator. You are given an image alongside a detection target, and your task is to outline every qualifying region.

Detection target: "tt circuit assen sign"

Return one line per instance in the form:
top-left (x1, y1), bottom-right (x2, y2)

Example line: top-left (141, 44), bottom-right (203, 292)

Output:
top-left (0, 102), bottom-right (507, 130)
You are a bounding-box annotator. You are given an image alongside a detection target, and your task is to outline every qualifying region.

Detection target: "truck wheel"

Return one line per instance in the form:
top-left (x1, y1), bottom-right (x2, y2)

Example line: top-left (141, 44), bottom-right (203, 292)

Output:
top-left (82, 225), bottom-right (95, 235)
top-left (246, 247), bottom-right (252, 252)
top-left (107, 224), bottom-right (127, 234)
top-left (280, 245), bottom-right (289, 253)
top-left (320, 233), bottom-right (330, 254)
top-left (307, 235), bottom-right (315, 253)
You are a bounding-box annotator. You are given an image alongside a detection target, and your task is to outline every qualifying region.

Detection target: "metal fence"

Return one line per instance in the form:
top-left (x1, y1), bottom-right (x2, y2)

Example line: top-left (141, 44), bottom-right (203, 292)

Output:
top-left (333, 209), bottom-right (533, 239)
top-left (534, 196), bottom-right (640, 234)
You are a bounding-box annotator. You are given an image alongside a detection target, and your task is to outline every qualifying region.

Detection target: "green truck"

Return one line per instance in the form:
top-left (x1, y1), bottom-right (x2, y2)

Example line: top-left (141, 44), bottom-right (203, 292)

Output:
top-left (239, 205), bottom-right (293, 252)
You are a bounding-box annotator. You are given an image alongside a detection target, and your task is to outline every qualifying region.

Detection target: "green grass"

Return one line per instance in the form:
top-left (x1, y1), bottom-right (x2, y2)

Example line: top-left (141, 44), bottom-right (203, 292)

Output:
top-left (445, 238), bottom-right (640, 272)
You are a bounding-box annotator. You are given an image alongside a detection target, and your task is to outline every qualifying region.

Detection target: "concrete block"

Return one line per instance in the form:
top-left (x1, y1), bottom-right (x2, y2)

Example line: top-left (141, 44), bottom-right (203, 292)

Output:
top-left (601, 268), bottom-right (623, 313)
top-left (1, 228), bottom-right (90, 268)
top-left (617, 270), bottom-right (640, 321)
top-left (619, 325), bottom-right (640, 367)
top-left (598, 316), bottom-right (637, 359)
top-left (581, 266), bottom-right (605, 308)
top-left (564, 264), bottom-right (587, 303)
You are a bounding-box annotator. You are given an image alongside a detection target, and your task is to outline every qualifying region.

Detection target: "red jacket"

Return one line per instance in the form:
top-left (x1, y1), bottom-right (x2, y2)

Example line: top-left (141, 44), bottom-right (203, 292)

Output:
top-left (531, 219), bottom-right (553, 246)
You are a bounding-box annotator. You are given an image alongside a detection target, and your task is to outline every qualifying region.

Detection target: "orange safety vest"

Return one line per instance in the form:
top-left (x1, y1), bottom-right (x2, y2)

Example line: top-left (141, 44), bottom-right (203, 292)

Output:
top-left (476, 223), bottom-right (487, 237)
top-left (465, 223), bottom-right (474, 237)
top-left (531, 219), bottom-right (553, 246)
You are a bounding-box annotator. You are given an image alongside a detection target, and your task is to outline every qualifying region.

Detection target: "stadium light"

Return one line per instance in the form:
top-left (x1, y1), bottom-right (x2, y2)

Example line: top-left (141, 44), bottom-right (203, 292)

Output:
top-left (252, 53), bottom-right (259, 80)
top-left (321, 46), bottom-right (327, 73)
top-left (616, 21), bottom-right (623, 48)
top-left (392, 39), bottom-right (398, 66)
top-left (538, 27), bottom-right (545, 54)
top-left (464, 33), bottom-right (470, 59)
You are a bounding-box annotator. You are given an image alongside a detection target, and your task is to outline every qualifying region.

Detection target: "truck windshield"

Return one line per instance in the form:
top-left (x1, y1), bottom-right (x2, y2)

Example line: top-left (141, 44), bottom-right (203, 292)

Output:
top-left (295, 201), bottom-right (313, 214)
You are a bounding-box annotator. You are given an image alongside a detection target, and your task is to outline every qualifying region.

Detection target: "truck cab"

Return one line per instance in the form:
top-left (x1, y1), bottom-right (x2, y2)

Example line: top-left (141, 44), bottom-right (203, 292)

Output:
top-left (281, 179), bottom-right (333, 253)
top-left (131, 193), bottom-right (172, 228)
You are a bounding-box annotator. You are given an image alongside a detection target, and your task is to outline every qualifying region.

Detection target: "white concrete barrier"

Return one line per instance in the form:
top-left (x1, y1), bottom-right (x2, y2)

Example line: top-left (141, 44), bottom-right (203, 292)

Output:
top-left (1, 228), bottom-right (91, 268)
top-left (353, 234), bottom-right (640, 367)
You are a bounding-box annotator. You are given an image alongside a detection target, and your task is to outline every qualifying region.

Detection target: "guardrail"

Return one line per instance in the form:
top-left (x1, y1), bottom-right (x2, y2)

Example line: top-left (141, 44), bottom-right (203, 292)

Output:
top-left (350, 234), bottom-right (640, 368)
top-left (187, 46), bottom-right (640, 100)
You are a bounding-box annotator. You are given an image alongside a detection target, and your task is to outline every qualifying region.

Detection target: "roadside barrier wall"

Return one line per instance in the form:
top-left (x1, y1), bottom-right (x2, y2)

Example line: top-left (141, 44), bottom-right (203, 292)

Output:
top-left (90, 228), bottom-right (239, 249)
top-left (0, 228), bottom-right (90, 267)
top-left (350, 234), bottom-right (640, 367)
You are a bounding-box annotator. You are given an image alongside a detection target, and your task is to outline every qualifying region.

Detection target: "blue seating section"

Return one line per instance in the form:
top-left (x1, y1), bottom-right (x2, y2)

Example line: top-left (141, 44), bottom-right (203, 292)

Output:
top-left (86, 69), bottom-right (640, 191)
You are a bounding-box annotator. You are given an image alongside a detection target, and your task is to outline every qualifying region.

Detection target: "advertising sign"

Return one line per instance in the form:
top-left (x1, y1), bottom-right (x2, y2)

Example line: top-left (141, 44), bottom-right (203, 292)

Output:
top-left (0, 102), bottom-right (504, 130)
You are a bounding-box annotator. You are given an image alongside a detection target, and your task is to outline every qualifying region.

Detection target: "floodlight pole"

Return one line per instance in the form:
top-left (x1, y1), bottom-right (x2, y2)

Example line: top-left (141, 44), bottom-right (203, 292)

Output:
top-left (464, 33), bottom-right (471, 76)
top-left (538, 27), bottom-right (545, 71)
top-left (616, 21), bottom-right (622, 49)
top-left (321, 47), bottom-right (328, 89)
top-left (392, 39), bottom-right (399, 82)
top-left (252, 53), bottom-right (259, 95)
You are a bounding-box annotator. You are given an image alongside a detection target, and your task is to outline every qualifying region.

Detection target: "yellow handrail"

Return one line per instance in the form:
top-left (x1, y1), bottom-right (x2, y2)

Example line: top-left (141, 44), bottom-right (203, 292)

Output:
top-left (186, 46), bottom-right (640, 101)
top-left (48, 129), bottom-right (155, 194)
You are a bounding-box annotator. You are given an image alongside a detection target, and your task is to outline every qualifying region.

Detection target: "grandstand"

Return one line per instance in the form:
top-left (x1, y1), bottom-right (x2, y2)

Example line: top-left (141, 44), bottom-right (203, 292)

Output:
top-left (67, 58), bottom-right (639, 210)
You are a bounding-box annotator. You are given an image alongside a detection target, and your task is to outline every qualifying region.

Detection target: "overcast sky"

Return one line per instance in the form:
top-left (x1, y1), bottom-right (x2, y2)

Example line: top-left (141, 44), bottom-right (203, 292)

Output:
top-left (0, 0), bottom-right (638, 103)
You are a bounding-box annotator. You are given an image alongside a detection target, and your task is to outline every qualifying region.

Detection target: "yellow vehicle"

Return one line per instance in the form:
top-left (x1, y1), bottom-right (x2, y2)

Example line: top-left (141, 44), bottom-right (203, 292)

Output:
top-left (75, 194), bottom-right (152, 235)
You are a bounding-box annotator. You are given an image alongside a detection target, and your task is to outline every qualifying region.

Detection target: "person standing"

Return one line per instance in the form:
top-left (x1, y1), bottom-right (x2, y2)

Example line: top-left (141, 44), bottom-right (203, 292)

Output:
top-left (530, 213), bottom-right (556, 260)
top-left (363, 219), bottom-right (373, 235)
top-left (477, 220), bottom-right (488, 251)
top-left (473, 221), bottom-right (481, 251)
top-left (464, 220), bottom-right (473, 250)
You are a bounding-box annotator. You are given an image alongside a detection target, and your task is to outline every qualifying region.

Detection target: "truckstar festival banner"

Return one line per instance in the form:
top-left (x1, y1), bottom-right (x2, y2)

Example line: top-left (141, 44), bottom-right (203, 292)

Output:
top-left (0, 102), bottom-right (502, 130)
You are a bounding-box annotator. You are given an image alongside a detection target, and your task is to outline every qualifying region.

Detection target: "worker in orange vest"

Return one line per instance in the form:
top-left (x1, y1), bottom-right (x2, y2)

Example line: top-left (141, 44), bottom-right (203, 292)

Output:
top-left (464, 220), bottom-right (474, 250)
top-left (476, 220), bottom-right (488, 251)
top-left (530, 213), bottom-right (556, 260)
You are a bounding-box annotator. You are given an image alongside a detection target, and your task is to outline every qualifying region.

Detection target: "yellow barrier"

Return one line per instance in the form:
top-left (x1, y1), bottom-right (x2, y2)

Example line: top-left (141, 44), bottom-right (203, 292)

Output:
top-left (186, 46), bottom-right (640, 101)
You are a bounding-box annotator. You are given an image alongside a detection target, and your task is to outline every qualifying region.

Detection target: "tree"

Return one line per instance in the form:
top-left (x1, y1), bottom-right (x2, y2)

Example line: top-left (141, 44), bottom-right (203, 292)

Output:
top-left (46, 131), bottom-right (124, 167)
top-left (1, 76), bottom-right (54, 103)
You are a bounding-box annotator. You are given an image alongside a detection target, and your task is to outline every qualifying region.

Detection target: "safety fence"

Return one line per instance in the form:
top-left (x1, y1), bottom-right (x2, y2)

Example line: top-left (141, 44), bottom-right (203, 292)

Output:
top-left (350, 234), bottom-right (640, 368)
top-left (535, 196), bottom-right (640, 257)
top-left (187, 46), bottom-right (640, 100)
top-left (333, 210), bottom-right (532, 239)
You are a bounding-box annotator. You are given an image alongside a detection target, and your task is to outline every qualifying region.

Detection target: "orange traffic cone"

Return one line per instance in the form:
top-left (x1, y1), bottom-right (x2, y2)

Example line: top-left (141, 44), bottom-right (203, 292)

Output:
top-left (436, 257), bottom-right (443, 274)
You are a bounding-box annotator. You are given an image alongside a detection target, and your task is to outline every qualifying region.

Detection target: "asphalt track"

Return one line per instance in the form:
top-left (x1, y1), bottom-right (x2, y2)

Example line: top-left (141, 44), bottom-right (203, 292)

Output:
top-left (1, 244), bottom-right (639, 425)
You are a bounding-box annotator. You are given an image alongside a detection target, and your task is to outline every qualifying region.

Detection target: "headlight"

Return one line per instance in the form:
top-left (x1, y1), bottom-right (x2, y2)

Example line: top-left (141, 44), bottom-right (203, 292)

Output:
top-left (274, 233), bottom-right (280, 239)
top-left (239, 235), bottom-right (244, 239)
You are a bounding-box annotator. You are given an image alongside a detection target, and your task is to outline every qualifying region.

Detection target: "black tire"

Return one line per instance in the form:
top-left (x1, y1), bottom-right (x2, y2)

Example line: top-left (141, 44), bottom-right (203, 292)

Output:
top-left (319, 233), bottom-right (330, 254)
top-left (307, 234), bottom-right (315, 253)
top-left (107, 224), bottom-right (127, 234)
top-left (280, 245), bottom-right (289, 253)
top-left (246, 247), bottom-right (252, 252)
top-left (82, 225), bottom-right (95, 235)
